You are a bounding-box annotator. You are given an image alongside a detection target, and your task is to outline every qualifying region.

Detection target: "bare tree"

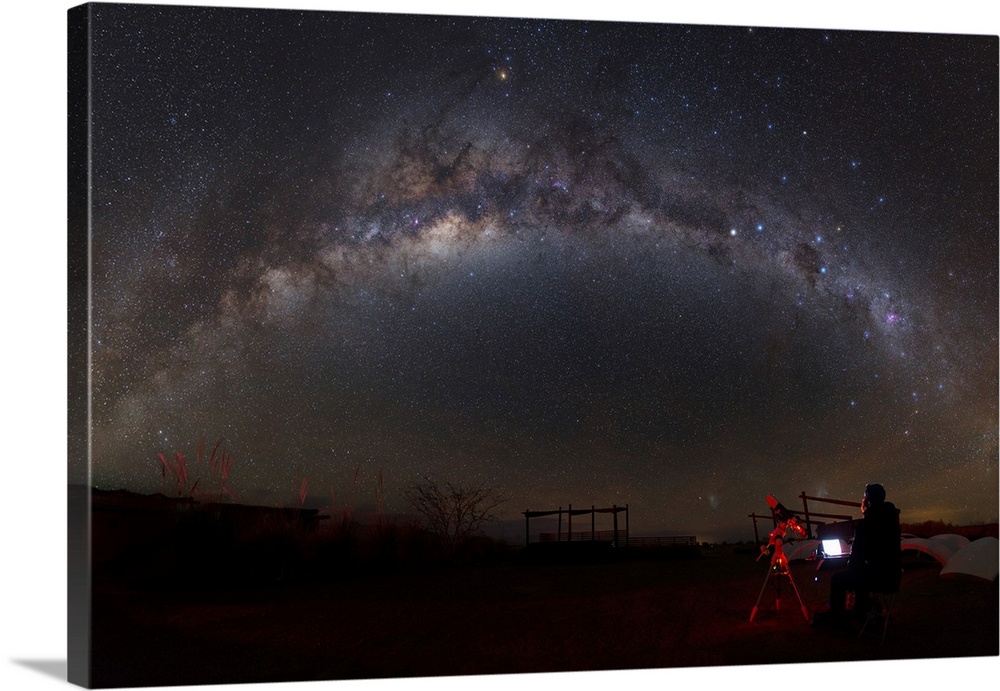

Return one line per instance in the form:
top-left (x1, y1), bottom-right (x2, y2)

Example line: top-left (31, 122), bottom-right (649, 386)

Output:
top-left (405, 477), bottom-right (507, 552)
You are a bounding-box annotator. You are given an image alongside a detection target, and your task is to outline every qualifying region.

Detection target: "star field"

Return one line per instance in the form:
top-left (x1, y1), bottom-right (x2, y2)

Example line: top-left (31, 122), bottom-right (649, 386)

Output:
top-left (72, 2), bottom-right (998, 541)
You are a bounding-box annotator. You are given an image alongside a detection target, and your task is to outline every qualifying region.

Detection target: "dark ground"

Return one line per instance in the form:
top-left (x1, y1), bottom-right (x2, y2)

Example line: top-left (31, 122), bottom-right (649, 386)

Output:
top-left (88, 547), bottom-right (998, 688)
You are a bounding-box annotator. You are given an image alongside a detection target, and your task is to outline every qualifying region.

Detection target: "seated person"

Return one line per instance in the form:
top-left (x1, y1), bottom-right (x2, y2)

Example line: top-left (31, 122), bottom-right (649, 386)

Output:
top-left (813, 483), bottom-right (901, 628)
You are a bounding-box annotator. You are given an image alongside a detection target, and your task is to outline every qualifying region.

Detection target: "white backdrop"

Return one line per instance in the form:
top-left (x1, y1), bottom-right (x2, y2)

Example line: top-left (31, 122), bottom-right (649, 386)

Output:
top-left (2, 2), bottom-right (997, 690)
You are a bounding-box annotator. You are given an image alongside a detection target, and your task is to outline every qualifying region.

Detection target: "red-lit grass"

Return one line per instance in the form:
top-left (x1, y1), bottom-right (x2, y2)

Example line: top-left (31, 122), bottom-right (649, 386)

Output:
top-left (156, 436), bottom-right (236, 501)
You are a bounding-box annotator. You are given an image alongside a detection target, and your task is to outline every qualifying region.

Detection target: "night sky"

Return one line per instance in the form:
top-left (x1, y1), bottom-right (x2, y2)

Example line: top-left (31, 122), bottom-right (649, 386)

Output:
top-left (72, 1), bottom-right (998, 542)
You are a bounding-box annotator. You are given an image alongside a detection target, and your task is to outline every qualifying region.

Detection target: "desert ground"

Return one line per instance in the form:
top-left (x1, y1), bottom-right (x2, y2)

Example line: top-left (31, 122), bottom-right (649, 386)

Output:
top-left (88, 542), bottom-right (997, 688)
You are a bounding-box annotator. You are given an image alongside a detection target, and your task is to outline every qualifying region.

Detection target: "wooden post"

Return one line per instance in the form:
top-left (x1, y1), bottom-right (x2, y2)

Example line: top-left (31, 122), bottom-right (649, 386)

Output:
top-left (749, 513), bottom-right (760, 544)
top-left (625, 504), bottom-right (630, 548)
top-left (591, 505), bottom-right (595, 541)
top-left (557, 506), bottom-right (562, 542)
top-left (800, 491), bottom-right (813, 538)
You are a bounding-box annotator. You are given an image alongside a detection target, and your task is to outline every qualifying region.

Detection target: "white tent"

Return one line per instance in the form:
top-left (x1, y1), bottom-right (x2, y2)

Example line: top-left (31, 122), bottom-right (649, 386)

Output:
top-left (940, 537), bottom-right (999, 582)
top-left (784, 539), bottom-right (820, 561)
top-left (900, 536), bottom-right (954, 565)
top-left (929, 533), bottom-right (971, 554)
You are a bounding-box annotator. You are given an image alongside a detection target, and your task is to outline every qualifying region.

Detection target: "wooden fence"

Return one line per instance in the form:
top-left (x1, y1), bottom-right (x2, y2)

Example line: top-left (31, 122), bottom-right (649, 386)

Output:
top-left (749, 491), bottom-right (859, 542)
top-left (539, 530), bottom-right (697, 548)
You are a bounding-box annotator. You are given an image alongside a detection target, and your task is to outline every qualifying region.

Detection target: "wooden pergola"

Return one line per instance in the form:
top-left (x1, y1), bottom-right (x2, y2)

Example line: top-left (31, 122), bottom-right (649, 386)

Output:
top-left (522, 504), bottom-right (629, 547)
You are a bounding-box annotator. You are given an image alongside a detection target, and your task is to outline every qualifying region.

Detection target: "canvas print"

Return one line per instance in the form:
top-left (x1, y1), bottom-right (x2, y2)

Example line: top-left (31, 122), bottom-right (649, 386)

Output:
top-left (68, 2), bottom-right (998, 688)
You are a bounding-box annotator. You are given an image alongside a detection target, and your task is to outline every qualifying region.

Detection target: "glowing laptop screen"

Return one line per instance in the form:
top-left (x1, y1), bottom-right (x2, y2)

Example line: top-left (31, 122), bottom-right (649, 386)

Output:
top-left (822, 539), bottom-right (846, 557)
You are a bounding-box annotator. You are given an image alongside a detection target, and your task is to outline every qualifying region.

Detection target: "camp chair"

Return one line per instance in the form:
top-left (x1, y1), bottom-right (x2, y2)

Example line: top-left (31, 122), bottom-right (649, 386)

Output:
top-left (858, 590), bottom-right (895, 644)
top-left (858, 569), bottom-right (902, 644)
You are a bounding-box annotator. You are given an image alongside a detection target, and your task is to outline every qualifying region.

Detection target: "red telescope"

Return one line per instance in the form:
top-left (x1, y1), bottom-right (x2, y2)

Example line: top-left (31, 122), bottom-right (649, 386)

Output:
top-left (766, 494), bottom-right (797, 523)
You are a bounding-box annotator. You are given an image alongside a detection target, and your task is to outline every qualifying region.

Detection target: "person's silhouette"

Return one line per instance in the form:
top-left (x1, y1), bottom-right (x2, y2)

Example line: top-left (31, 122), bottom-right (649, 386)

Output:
top-left (813, 483), bottom-right (901, 629)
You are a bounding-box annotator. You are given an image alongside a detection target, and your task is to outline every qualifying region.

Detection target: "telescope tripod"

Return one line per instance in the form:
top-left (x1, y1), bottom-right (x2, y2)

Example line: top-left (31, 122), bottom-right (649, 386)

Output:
top-left (749, 536), bottom-right (810, 623)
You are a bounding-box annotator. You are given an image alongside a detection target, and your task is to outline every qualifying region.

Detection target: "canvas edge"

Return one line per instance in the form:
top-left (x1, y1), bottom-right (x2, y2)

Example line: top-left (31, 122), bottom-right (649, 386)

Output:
top-left (67, 3), bottom-right (93, 688)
